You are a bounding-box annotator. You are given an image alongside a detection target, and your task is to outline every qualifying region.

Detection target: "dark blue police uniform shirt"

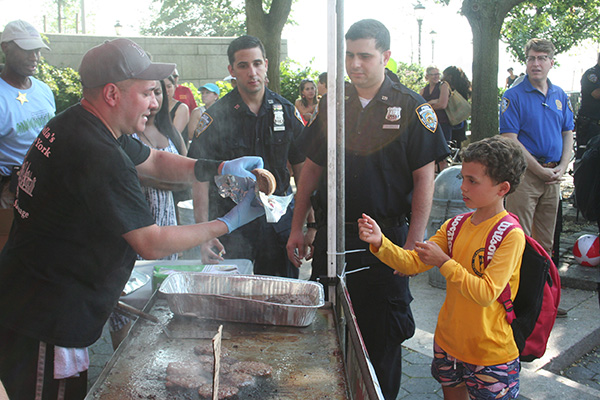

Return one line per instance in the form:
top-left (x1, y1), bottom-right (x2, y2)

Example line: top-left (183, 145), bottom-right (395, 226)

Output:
top-left (302, 76), bottom-right (449, 222)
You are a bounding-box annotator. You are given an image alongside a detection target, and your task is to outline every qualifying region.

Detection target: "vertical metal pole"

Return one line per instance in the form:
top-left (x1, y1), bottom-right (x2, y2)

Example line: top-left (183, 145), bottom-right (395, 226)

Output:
top-left (335, 0), bottom-right (345, 283)
top-left (326, 0), bottom-right (338, 303)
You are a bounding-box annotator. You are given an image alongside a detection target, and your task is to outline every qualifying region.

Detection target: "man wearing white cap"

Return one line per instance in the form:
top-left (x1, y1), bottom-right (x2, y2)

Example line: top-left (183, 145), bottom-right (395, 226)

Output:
top-left (0, 20), bottom-right (55, 208)
top-left (0, 38), bottom-right (264, 399)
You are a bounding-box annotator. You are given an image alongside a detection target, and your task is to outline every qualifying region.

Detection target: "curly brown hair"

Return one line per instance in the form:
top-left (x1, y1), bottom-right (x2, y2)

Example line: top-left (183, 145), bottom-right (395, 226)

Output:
top-left (460, 136), bottom-right (527, 195)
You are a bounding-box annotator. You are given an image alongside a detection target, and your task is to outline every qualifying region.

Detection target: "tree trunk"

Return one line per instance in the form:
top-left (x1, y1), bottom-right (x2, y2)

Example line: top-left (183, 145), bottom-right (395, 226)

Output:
top-left (245, 0), bottom-right (292, 94)
top-left (462, 0), bottom-right (525, 141)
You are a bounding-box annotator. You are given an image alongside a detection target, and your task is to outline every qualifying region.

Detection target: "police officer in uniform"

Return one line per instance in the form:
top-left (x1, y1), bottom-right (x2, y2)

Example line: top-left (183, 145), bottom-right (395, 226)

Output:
top-left (286, 19), bottom-right (449, 400)
top-left (189, 35), bottom-right (305, 278)
top-left (576, 53), bottom-right (600, 162)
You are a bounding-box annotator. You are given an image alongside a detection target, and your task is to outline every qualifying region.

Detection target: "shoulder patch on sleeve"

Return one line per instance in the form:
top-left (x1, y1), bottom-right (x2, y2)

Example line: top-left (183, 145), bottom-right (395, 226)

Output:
top-left (567, 97), bottom-right (574, 113)
top-left (194, 113), bottom-right (213, 138)
top-left (500, 97), bottom-right (510, 114)
top-left (588, 73), bottom-right (598, 83)
top-left (416, 103), bottom-right (437, 133)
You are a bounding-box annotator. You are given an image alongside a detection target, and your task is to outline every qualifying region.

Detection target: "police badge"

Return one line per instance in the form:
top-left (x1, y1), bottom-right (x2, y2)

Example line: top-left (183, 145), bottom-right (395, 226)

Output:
top-left (386, 107), bottom-right (402, 122)
top-left (416, 104), bottom-right (437, 133)
top-left (555, 99), bottom-right (563, 111)
top-left (273, 104), bottom-right (285, 131)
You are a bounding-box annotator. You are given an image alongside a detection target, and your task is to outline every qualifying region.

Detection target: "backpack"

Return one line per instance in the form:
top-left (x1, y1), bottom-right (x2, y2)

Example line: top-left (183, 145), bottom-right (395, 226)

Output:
top-left (447, 212), bottom-right (561, 362)
top-left (574, 134), bottom-right (600, 222)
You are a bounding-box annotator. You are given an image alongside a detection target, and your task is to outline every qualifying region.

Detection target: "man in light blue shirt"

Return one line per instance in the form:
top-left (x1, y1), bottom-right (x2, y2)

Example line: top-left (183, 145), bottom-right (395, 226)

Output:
top-left (499, 38), bottom-right (574, 257)
top-left (0, 20), bottom-right (55, 208)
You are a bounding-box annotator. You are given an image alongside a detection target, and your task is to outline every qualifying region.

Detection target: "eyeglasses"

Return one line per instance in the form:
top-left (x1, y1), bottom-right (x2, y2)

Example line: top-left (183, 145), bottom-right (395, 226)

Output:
top-left (526, 55), bottom-right (551, 63)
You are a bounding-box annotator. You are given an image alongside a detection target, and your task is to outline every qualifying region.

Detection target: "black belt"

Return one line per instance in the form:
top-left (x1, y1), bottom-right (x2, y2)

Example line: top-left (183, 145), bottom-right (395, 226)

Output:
top-left (538, 161), bottom-right (558, 168)
top-left (345, 215), bottom-right (405, 233)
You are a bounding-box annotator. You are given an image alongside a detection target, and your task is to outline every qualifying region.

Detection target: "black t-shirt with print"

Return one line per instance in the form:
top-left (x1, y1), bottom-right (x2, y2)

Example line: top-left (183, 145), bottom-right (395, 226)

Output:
top-left (0, 104), bottom-right (155, 347)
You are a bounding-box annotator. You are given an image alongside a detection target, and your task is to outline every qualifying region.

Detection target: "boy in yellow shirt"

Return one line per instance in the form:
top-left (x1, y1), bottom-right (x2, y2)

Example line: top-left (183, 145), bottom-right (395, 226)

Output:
top-left (358, 136), bottom-right (527, 400)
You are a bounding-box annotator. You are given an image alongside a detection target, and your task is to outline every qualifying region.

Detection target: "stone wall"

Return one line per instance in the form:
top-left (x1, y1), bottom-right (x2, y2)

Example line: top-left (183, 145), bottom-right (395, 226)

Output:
top-left (38, 33), bottom-right (287, 88)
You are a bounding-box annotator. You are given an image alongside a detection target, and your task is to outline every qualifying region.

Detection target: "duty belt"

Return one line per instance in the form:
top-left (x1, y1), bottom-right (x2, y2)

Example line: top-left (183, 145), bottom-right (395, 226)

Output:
top-left (345, 215), bottom-right (405, 233)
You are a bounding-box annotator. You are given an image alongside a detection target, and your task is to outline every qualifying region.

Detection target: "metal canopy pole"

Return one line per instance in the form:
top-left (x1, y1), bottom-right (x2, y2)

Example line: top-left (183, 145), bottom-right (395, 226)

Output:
top-left (326, 0), bottom-right (344, 303)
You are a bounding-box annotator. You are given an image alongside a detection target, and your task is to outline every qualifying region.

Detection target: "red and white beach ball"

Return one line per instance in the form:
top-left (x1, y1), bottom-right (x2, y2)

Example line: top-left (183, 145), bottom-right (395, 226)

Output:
top-left (573, 234), bottom-right (600, 267)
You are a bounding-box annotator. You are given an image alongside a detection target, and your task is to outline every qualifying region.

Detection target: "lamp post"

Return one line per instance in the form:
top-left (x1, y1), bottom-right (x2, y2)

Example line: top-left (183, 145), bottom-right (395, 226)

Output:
top-left (114, 20), bottom-right (122, 36)
top-left (430, 30), bottom-right (437, 64)
top-left (414, 2), bottom-right (426, 65)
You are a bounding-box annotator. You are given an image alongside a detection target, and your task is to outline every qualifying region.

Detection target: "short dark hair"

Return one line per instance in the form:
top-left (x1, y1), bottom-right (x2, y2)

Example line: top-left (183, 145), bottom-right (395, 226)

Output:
top-left (318, 72), bottom-right (327, 85)
top-left (227, 35), bottom-right (266, 66)
top-left (460, 136), bottom-right (527, 195)
top-left (345, 19), bottom-right (390, 52)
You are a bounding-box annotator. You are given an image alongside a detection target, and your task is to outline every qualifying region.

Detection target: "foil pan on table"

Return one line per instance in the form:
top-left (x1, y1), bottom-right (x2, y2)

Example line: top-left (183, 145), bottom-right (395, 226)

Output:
top-left (159, 273), bottom-right (325, 327)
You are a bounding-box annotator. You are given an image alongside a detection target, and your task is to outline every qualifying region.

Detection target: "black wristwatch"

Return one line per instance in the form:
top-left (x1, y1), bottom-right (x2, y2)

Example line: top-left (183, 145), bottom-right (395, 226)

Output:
top-left (306, 222), bottom-right (318, 229)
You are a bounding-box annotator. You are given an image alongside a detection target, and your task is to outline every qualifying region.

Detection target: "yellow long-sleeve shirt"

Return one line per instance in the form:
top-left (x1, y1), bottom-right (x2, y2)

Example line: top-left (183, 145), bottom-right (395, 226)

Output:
top-left (372, 210), bottom-right (525, 365)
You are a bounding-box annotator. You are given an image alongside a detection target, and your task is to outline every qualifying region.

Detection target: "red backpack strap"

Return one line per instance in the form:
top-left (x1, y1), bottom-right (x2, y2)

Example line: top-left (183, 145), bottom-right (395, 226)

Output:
top-left (446, 212), bottom-right (474, 257)
top-left (485, 213), bottom-right (521, 324)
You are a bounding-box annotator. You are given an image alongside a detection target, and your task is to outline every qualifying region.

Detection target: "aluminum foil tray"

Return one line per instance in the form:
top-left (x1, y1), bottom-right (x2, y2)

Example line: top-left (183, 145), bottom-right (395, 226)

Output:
top-left (159, 273), bottom-right (325, 327)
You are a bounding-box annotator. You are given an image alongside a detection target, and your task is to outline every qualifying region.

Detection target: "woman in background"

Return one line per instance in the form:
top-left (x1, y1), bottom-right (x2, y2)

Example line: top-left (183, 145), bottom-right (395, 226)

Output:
top-left (164, 75), bottom-right (190, 142)
top-left (295, 78), bottom-right (318, 124)
top-left (443, 66), bottom-right (472, 151)
top-left (420, 65), bottom-right (451, 142)
top-left (133, 79), bottom-right (188, 247)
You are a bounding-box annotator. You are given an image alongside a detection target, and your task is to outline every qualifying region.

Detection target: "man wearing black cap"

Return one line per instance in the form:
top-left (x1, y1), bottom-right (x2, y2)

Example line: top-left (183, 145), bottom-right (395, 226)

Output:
top-left (0, 20), bottom-right (55, 208)
top-left (0, 38), bottom-right (264, 399)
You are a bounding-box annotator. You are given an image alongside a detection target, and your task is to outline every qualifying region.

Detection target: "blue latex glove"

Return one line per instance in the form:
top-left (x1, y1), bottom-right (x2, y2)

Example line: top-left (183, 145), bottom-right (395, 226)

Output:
top-left (221, 156), bottom-right (264, 180)
top-left (217, 189), bottom-right (265, 232)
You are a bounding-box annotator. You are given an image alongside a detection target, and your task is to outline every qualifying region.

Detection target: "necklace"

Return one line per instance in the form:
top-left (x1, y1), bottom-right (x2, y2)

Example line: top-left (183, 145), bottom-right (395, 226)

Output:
top-left (140, 131), bottom-right (157, 148)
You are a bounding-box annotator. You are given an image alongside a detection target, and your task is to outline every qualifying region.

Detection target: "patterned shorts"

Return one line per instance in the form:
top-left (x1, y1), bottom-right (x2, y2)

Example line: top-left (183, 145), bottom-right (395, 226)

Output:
top-left (431, 341), bottom-right (520, 400)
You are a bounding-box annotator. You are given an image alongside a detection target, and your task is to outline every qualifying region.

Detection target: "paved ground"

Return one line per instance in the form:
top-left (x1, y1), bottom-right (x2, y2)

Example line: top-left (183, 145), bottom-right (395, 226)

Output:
top-left (87, 174), bottom-right (600, 398)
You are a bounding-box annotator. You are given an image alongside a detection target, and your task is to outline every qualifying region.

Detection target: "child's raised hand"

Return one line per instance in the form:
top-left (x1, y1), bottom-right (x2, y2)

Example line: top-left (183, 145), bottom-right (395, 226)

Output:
top-left (414, 240), bottom-right (450, 268)
top-left (358, 213), bottom-right (383, 248)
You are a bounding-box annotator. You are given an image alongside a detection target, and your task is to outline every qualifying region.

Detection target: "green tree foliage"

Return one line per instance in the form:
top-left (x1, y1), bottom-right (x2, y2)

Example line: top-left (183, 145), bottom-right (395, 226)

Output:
top-left (142, 0), bottom-right (245, 36)
top-left (45, 0), bottom-right (81, 33)
top-left (502, 0), bottom-right (600, 63)
top-left (35, 59), bottom-right (82, 114)
top-left (246, 0), bottom-right (293, 94)
top-left (395, 62), bottom-right (426, 93)
top-left (279, 59), bottom-right (319, 105)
